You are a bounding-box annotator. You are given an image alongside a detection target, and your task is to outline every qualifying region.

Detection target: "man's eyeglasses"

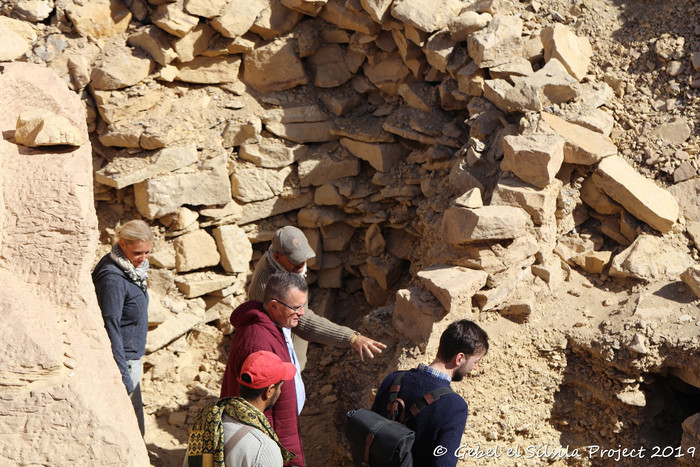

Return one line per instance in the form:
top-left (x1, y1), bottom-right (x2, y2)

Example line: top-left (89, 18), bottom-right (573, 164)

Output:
top-left (274, 298), bottom-right (305, 313)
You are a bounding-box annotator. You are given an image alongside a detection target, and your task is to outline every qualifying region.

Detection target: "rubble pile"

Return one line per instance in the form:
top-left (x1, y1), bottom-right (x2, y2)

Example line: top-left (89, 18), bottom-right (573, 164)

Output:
top-left (1, 0), bottom-right (699, 464)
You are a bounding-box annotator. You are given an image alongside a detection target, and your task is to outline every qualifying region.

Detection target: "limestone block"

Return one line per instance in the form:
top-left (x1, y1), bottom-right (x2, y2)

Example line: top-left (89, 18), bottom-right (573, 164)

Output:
top-left (392, 29), bottom-right (428, 78)
top-left (320, 0), bottom-right (380, 35)
top-left (282, 0), bottom-right (328, 16)
top-left (498, 288), bottom-right (535, 322)
top-left (468, 14), bottom-right (523, 68)
top-left (15, 110), bottom-right (84, 147)
top-left (95, 145), bottom-right (199, 189)
top-left (491, 177), bottom-right (560, 226)
top-left (185, 0), bottom-right (227, 18)
top-left (447, 11), bottom-right (492, 42)
top-left (488, 58), bottom-right (534, 81)
top-left (366, 254), bottom-right (403, 290)
top-left (298, 153), bottom-right (361, 187)
top-left (541, 24), bottom-right (592, 81)
top-left (314, 183), bottom-right (344, 206)
top-left (501, 134), bottom-right (564, 188)
top-left (652, 117), bottom-right (691, 146)
top-left (211, 0), bottom-right (268, 38)
top-left (146, 299), bottom-right (206, 351)
top-left (360, 0), bottom-right (393, 23)
top-left (398, 81), bottom-right (436, 112)
top-left (423, 30), bottom-right (457, 73)
top-left (213, 224), bottom-right (253, 273)
top-left (538, 112), bottom-right (617, 165)
top-left (239, 139), bottom-right (303, 168)
top-left (320, 222), bottom-right (355, 251)
top-left (393, 287), bottom-right (448, 344)
top-left (0, 16), bottom-right (37, 61)
top-left (149, 242), bottom-right (176, 269)
top-left (339, 138), bottom-right (407, 172)
top-left (90, 44), bottom-right (153, 90)
top-left (365, 223), bottom-right (385, 256)
top-left (454, 188), bottom-right (483, 208)
top-left (593, 155), bottom-right (678, 233)
top-left (250, 0), bottom-right (304, 40)
top-left (92, 88), bottom-right (164, 125)
top-left (442, 205), bottom-right (531, 244)
top-left (236, 192), bottom-right (312, 225)
top-left (456, 62), bottom-right (486, 96)
top-left (609, 234), bottom-right (692, 281)
top-left (128, 25), bottom-right (178, 66)
top-left (307, 44), bottom-right (353, 88)
top-left (474, 266), bottom-right (532, 311)
top-left (263, 105), bottom-right (329, 124)
top-left (297, 206), bottom-right (346, 227)
top-left (531, 257), bottom-right (565, 292)
top-left (242, 40), bottom-right (308, 92)
top-left (64, 0), bottom-right (131, 39)
top-left (175, 55), bottom-right (242, 84)
top-left (668, 179), bottom-right (700, 224)
top-left (172, 23), bottom-right (217, 63)
top-left (266, 121), bottom-right (336, 143)
top-left (571, 250), bottom-right (612, 274)
top-left (362, 278), bottom-right (392, 307)
top-left (449, 159), bottom-right (485, 193)
top-left (134, 153), bottom-right (232, 219)
top-left (569, 108), bottom-right (615, 136)
top-left (222, 117), bottom-right (262, 148)
top-left (363, 55), bottom-right (411, 95)
top-left (579, 176), bottom-right (621, 215)
top-left (390, 0), bottom-right (463, 33)
top-left (152, 2), bottom-right (199, 38)
top-left (230, 163), bottom-right (292, 203)
top-left (174, 229), bottom-right (221, 273)
top-left (417, 265), bottom-right (488, 313)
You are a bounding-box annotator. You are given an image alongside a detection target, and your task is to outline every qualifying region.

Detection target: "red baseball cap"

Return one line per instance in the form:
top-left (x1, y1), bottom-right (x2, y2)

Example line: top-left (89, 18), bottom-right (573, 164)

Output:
top-left (237, 351), bottom-right (297, 389)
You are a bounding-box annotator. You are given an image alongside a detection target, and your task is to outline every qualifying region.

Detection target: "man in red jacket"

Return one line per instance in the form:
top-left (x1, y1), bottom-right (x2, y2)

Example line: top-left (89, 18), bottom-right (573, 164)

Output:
top-left (221, 271), bottom-right (309, 466)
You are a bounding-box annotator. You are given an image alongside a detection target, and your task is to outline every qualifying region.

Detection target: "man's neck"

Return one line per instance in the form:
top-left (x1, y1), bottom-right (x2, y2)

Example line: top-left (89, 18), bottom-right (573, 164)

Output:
top-left (428, 359), bottom-right (453, 378)
top-left (245, 397), bottom-right (268, 414)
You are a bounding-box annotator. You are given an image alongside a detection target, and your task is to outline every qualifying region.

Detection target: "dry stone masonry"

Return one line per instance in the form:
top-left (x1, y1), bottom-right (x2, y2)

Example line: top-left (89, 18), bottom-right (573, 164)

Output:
top-left (1, 0), bottom-right (699, 464)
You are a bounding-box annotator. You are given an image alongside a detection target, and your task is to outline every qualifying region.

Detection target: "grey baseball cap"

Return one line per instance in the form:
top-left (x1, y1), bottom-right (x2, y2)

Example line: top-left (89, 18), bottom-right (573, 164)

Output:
top-left (272, 226), bottom-right (316, 264)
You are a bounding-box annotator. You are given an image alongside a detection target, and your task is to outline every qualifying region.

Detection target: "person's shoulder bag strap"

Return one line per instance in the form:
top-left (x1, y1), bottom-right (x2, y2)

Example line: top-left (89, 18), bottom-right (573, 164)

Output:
top-left (223, 424), bottom-right (255, 457)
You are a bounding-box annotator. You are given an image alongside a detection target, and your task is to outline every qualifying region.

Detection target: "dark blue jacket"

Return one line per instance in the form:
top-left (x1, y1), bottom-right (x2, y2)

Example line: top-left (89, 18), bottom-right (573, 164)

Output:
top-left (92, 254), bottom-right (149, 394)
top-left (371, 368), bottom-right (468, 467)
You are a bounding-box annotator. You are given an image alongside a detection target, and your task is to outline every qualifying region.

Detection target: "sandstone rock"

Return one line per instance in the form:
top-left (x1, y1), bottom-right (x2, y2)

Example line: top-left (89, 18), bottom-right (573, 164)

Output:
top-left (175, 55), bottom-right (242, 84)
top-left (134, 152), bottom-right (232, 219)
top-left (364, 223), bottom-right (385, 256)
top-left (448, 11), bottom-right (492, 42)
top-left (579, 176), bottom-right (621, 215)
top-left (541, 24), bottom-right (592, 81)
top-left (449, 159), bottom-right (485, 193)
top-left (468, 14), bottom-right (523, 68)
top-left (236, 191), bottom-right (314, 224)
top-left (652, 117), bottom-right (691, 146)
top-left (571, 250), bottom-right (613, 274)
top-left (150, 242), bottom-right (177, 269)
top-left (307, 44), bottom-right (353, 88)
top-left (668, 179), bottom-right (700, 224)
top-left (320, 0), bottom-right (380, 35)
top-left (339, 138), bottom-right (407, 172)
top-left (162, 207), bottom-right (200, 232)
top-left (174, 229), bottom-right (221, 273)
top-left (417, 265), bottom-right (488, 313)
top-left (128, 25), bottom-right (178, 66)
top-left (0, 16), bottom-right (37, 61)
top-left (152, 2), bottom-right (199, 38)
top-left (398, 81), bottom-right (436, 112)
top-left (393, 287), bottom-right (448, 344)
top-left (360, 0), bottom-right (393, 23)
top-left (531, 257), bottom-right (565, 292)
top-left (317, 265), bottom-right (343, 288)
top-left (185, 0), bottom-right (228, 18)
top-left (297, 206), bottom-right (345, 227)
top-left (211, 0), bottom-right (268, 38)
top-left (95, 145), bottom-right (198, 189)
top-left (222, 117), bottom-right (262, 148)
top-left (363, 55), bottom-right (411, 95)
top-left (454, 187), bottom-right (483, 208)
top-left (491, 177), bottom-right (561, 226)
top-left (92, 87), bottom-right (164, 125)
top-left (172, 22), bottom-right (218, 63)
top-left (424, 30), bottom-right (457, 73)
top-left (230, 163), bottom-right (292, 203)
top-left (315, 183), bottom-right (344, 206)
top-left (362, 278), bottom-right (392, 308)
top-left (64, 0), bottom-right (131, 38)
top-left (298, 150), bottom-right (360, 186)
top-left (366, 254), bottom-right (403, 290)
top-left (320, 222), bottom-right (355, 251)
top-left (474, 265), bottom-right (533, 311)
top-left (283, 0), bottom-right (328, 16)
top-left (593, 155), bottom-right (679, 233)
top-left (15, 109), bottom-right (85, 147)
top-left (488, 58), bottom-right (534, 81)
top-left (243, 40), bottom-right (308, 92)
top-left (390, 0), bottom-right (463, 33)
top-left (442, 205), bottom-right (531, 244)
top-left (538, 112), bottom-right (617, 165)
top-left (501, 134), bottom-right (564, 188)
top-left (239, 139), bottom-right (303, 168)
top-left (146, 299), bottom-right (206, 350)
top-left (569, 108), bottom-right (615, 136)
top-left (212, 224), bottom-right (253, 273)
top-left (680, 266), bottom-right (700, 299)
top-left (456, 62), bottom-right (486, 96)
top-left (609, 234), bottom-right (692, 280)
top-left (266, 120), bottom-right (336, 143)
top-left (249, 0), bottom-right (304, 40)
top-left (90, 44), bottom-right (153, 90)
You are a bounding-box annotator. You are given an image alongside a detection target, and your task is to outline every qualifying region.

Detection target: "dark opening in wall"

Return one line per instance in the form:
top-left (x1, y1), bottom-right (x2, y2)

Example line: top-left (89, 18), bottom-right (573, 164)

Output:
top-left (641, 373), bottom-right (700, 448)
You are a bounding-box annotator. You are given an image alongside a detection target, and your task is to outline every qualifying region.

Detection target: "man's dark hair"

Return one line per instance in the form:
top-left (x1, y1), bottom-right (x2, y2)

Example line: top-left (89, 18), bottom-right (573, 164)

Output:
top-left (263, 271), bottom-right (308, 305)
top-left (238, 374), bottom-right (283, 400)
top-left (436, 319), bottom-right (489, 362)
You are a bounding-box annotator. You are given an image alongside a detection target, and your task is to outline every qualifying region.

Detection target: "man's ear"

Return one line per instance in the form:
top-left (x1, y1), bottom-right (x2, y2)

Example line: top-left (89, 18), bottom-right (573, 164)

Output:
top-left (262, 384), bottom-right (276, 401)
top-left (453, 352), bottom-right (466, 367)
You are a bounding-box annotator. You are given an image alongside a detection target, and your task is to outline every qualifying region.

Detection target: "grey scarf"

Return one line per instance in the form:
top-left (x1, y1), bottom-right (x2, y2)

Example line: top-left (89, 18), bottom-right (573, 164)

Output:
top-left (110, 243), bottom-right (149, 291)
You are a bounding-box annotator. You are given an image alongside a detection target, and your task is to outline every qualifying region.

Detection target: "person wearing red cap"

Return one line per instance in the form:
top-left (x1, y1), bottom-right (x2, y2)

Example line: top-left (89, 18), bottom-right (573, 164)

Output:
top-left (248, 226), bottom-right (386, 371)
top-left (221, 272), bottom-right (310, 466)
top-left (186, 351), bottom-right (297, 467)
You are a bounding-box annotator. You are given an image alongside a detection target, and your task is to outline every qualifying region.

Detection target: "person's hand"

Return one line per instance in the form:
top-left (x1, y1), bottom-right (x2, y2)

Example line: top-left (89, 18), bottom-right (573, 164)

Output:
top-left (351, 334), bottom-right (387, 362)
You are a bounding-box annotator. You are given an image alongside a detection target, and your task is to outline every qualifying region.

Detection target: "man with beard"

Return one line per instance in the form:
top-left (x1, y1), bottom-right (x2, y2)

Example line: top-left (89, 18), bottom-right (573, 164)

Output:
top-left (370, 320), bottom-right (489, 467)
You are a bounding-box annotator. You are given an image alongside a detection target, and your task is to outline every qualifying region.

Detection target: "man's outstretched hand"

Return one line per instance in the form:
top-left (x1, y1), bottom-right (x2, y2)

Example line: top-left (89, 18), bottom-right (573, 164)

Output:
top-left (351, 335), bottom-right (387, 362)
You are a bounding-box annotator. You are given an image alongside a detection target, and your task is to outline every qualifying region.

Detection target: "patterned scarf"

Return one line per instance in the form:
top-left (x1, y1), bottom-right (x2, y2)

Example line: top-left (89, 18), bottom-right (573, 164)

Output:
top-left (185, 397), bottom-right (295, 467)
top-left (109, 243), bottom-right (149, 291)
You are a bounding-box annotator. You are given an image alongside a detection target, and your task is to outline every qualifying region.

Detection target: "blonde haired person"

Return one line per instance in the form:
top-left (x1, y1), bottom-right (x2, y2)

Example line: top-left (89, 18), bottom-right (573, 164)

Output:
top-left (92, 220), bottom-right (154, 436)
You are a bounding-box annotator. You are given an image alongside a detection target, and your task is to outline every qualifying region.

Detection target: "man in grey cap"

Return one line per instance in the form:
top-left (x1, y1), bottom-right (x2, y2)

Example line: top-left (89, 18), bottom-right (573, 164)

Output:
top-left (248, 226), bottom-right (386, 370)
